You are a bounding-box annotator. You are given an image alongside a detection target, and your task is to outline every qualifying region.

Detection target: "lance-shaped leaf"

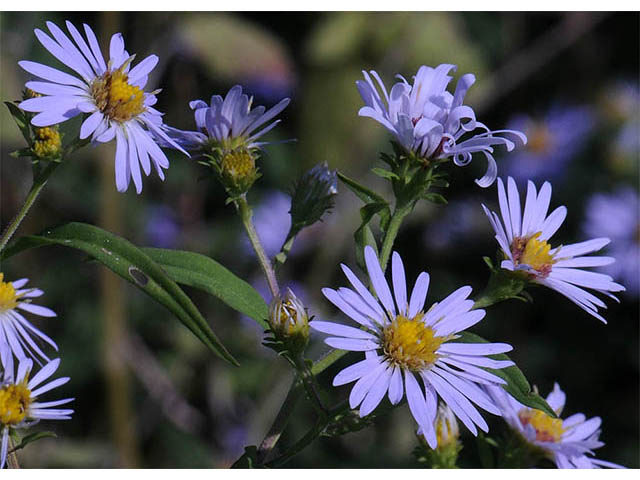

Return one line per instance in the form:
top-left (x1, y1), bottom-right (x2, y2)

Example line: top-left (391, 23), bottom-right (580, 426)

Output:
top-left (453, 331), bottom-right (557, 418)
top-left (1, 222), bottom-right (238, 366)
top-left (143, 248), bottom-right (269, 329)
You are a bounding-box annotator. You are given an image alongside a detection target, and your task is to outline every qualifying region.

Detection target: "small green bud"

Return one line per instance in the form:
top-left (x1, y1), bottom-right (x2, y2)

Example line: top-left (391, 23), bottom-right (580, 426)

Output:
top-left (416, 404), bottom-right (462, 468)
top-left (268, 288), bottom-right (310, 355)
top-left (289, 162), bottom-right (337, 235)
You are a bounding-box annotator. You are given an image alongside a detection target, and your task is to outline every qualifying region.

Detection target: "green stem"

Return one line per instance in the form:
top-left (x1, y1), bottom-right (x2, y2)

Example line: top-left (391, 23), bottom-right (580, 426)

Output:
top-left (0, 161), bottom-right (58, 254)
top-left (236, 194), bottom-right (280, 298)
top-left (265, 421), bottom-right (324, 468)
top-left (378, 203), bottom-right (412, 271)
top-left (256, 380), bottom-right (304, 464)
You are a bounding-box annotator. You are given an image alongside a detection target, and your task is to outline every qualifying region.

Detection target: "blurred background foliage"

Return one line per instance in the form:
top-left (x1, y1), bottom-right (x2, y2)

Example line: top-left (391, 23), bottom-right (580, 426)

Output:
top-left (0, 11), bottom-right (638, 468)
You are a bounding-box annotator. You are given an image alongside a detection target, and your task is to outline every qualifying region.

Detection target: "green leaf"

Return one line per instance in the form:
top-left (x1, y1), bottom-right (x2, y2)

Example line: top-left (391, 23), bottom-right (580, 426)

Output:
top-left (2, 222), bottom-right (239, 366)
top-left (143, 248), bottom-right (269, 329)
top-left (423, 192), bottom-right (448, 205)
top-left (9, 431), bottom-right (57, 453)
top-left (371, 167), bottom-right (399, 181)
top-left (337, 171), bottom-right (387, 205)
top-left (4, 101), bottom-right (31, 144)
top-left (452, 332), bottom-right (557, 418)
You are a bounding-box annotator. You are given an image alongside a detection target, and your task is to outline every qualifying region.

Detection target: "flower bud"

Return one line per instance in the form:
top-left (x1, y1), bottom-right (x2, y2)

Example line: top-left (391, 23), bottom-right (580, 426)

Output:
top-left (289, 162), bottom-right (337, 235)
top-left (268, 288), bottom-right (310, 355)
top-left (435, 403), bottom-right (459, 449)
top-left (32, 126), bottom-right (62, 159)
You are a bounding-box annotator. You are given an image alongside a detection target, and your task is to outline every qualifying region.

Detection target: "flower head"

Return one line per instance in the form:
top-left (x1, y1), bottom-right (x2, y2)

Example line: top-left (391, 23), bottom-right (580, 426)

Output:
top-left (169, 85), bottom-right (290, 154)
top-left (483, 177), bottom-right (625, 322)
top-left (485, 383), bottom-right (624, 469)
top-left (312, 245), bottom-right (514, 447)
top-left (18, 20), bottom-right (187, 193)
top-left (583, 188), bottom-right (640, 297)
top-left (356, 64), bottom-right (526, 187)
top-left (0, 349), bottom-right (73, 469)
top-left (0, 274), bottom-right (57, 363)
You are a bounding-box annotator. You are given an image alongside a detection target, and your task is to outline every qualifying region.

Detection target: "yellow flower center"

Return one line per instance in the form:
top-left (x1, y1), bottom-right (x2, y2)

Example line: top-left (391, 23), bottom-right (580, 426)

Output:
top-left (518, 408), bottom-right (565, 443)
top-left (511, 232), bottom-right (556, 277)
top-left (220, 150), bottom-right (255, 181)
top-left (0, 274), bottom-right (22, 313)
top-left (527, 123), bottom-right (552, 155)
top-left (382, 314), bottom-right (445, 371)
top-left (0, 381), bottom-right (31, 426)
top-left (91, 68), bottom-right (145, 123)
top-left (32, 126), bottom-right (62, 158)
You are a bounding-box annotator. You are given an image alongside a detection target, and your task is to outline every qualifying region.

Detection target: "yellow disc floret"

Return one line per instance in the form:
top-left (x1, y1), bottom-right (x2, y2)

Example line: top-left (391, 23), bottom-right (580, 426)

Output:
top-left (0, 273), bottom-right (23, 313)
top-left (511, 232), bottom-right (556, 277)
top-left (221, 150), bottom-right (255, 181)
top-left (382, 314), bottom-right (445, 371)
top-left (32, 126), bottom-right (62, 159)
top-left (0, 380), bottom-right (31, 426)
top-left (91, 68), bottom-right (145, 123)
top-left (518, 408), bottom-right (565, 443)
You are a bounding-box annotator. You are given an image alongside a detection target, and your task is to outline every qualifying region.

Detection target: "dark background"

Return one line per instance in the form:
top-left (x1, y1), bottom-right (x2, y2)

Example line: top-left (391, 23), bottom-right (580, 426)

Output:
top-left (1, 11), bottom-right (638, 468)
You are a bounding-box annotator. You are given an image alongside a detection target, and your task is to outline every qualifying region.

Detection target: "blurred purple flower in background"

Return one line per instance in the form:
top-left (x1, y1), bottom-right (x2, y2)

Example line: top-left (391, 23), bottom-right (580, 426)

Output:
top-left (423, 198), bottom-right (488, 251)
top-left (145, 206), bottom-right (180, 248)
top-left (503, 105), bottom-right (595, 182)
top-left (583, 188), bottom-right (640, 297)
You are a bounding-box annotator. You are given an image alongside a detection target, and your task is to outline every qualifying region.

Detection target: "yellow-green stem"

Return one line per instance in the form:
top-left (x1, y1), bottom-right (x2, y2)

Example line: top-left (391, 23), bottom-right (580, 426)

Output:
top-left (236, 195), bottom-right (280, 298)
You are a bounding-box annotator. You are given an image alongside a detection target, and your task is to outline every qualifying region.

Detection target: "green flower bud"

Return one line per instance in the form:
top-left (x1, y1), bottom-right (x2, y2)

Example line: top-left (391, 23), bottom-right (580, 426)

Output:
top-left (289, 162), bottom-right (337, 235)
top-left (268, 288), bottom-right (310, 355)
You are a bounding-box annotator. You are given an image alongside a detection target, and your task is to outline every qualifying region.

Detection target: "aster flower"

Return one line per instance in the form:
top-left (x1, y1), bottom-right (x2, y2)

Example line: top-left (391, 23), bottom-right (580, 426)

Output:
top-left (482, 177), bottom-right (625, 322)
top-left (356, 64), bottom-right (526, 187)
top-left (583, 188), bottom-right (640, 297)
top-left (0, 350), bottom-right (73, 469)
top-left (504, 105), bottom-right (595, 182)
top-left (0, 274), bottom-right (57, 363)
top-left (484, 383), bottom-right (624, 469)
top-left (312, 245), bottom-right (514, 448)
top-left (18, 20), bottom-right (187, 193)
top-left (168, 85), bottom-right (290, 153)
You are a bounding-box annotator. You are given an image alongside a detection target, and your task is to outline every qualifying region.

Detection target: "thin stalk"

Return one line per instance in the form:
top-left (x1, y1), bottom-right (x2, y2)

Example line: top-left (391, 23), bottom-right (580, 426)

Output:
top-left (0, 162), bottom-right (58, 254)
top-left (236, 195), bottom-right (280, 298)
top-left (265, 422), bottom-right (324, 468)
top-left (6, 437), bottom-right (20, 469)
top-left (378, 203), bottom-right (411, 272)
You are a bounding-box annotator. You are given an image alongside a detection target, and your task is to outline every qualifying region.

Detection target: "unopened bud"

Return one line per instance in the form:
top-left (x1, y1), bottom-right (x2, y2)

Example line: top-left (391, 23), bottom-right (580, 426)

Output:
top-left (435, 403), bottom-right (459, 449)
top-left (289, 162), bottom-right (337, 234)
top-left (32, 126), bottom-right (62, 159)
top-left (268, 288), bottom-right (310, 354)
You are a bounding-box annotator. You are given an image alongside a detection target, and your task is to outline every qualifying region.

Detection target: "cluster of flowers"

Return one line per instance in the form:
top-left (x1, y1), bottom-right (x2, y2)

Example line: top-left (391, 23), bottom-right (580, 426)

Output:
top-left (0, 274), bottom-right (73, 468)
top-left (5, 19), bottom-right (631, 468)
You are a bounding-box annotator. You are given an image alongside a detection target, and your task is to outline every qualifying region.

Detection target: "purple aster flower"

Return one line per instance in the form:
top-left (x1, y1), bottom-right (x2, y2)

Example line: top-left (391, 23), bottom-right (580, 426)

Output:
top-left (0, 351), bottom-right (73, 469)
top-left (504, 105), bottom-right (595, 182)
top-left (0, 274), bottom-right (57, 363)
top-left (17, 21), bottom-right (188, 194)
top-left (168, 85), bottom-right (290, 152)
top-left (485, 383), bottom-right (624, 469)
top-left (482, 177), bottom-right (625, 322)
top-left (356, 64), bottom-right (527, 187)
top-left (311, 245), bottom-right (514, 448)
top-left (583, 188), bottom-right (640, 297)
